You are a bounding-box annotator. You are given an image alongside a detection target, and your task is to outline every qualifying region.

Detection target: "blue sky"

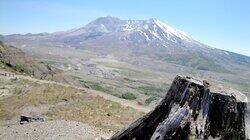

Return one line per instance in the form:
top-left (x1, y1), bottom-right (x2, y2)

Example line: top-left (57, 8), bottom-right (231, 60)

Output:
top-left (0, 0), bottom-right (250, 56)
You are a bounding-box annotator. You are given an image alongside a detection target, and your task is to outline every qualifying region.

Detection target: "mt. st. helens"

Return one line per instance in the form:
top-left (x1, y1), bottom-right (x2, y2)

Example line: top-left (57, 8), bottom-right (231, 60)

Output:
top-left (2, 16), bottom-right (250, 73)
top-left (3, 16), bottom-right (196, 48)
top-left (54, 16), bottom-right (193, 47)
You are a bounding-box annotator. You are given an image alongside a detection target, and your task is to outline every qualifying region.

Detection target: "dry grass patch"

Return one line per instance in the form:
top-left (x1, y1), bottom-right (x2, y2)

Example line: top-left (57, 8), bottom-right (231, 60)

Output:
top-left (47, 96), bottom-right (144, 131)
top-left (0, 80), bottom-right (79, 120)
top-left (0, 78), bottom-right (144, 131)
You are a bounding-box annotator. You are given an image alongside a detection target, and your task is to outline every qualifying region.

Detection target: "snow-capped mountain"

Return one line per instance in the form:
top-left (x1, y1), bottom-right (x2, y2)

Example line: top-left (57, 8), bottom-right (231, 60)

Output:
top-left (2, 16), bottom-right (208, 50)
top-left (2, 16), bottom-right (250, 74)
top-left (66, 17), bottom-right (191, 41)
top-left (50, 16), bottom-right (194, 47)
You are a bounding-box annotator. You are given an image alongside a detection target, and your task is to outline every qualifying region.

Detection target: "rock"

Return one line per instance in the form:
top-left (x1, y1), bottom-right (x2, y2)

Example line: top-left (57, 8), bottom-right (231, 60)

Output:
top-left (20, 115), bottom-right (44, 124)
top-left (107, 113), bottom-right (111, 116)
top-left (110, 76), bottom-right (248, 140)
top-left (62, 98), bottom-right (68, 102)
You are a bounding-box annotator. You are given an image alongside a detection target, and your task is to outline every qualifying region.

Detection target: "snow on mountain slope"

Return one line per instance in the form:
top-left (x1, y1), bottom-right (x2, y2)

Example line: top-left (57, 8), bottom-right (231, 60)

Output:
top-left (48, 17), bottom-right (193, 46)
top-left (153, 19), bottom-right (191, 41)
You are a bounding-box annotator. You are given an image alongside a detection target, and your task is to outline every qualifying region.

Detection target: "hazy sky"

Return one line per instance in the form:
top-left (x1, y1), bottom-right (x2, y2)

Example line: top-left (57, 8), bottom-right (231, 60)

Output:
top-left (0, 0), bottom-right (249, 56)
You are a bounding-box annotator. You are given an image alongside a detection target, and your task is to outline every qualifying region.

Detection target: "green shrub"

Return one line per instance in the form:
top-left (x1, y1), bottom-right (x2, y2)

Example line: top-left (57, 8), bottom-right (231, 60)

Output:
top-left (15, 63), bottom-right (25, 72)
top-left (121, 92), bottom-right (136, 100)
top-left (145, 96), bottom-right (157, 105)
top-left (92, 83), bottom-right (107, 92)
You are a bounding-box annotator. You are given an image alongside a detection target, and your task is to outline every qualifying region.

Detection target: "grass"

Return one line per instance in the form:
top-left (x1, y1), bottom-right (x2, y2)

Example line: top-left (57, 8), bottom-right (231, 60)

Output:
top-left (92, 84), bottom-right (107, 92)
top-left (79, 79), bottom-right (124, 97)
top-left (138, 85), bottom-right (166, 97)
top-left (47, 96), bottom-right (143, 131)
top-left (222, 79), bottom-right (250, 97)
top-left (80, 80), bottom-right (110, 92)
top-left (163, 53), bottom-right (230, 73)
top-left (0, 81), bottom-right (79, 120)
top-left (14, 63), bottom-right (26, 73)
top-left (79, 78), bottom-right (168, 102)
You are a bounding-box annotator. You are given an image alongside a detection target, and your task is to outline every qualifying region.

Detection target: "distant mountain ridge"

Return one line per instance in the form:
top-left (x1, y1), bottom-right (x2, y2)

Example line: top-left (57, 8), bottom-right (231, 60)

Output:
top-left (1, 16), bottom-right (250, 74)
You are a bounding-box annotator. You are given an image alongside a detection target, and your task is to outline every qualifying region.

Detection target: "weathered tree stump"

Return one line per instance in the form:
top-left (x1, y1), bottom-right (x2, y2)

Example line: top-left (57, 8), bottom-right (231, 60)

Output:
top-left (110, 76), bottom-right (248, 140)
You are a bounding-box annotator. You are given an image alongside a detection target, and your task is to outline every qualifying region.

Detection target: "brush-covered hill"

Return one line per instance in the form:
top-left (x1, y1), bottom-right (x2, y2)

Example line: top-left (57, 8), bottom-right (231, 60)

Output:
top-left (0, 41), bottom-right (79, 85)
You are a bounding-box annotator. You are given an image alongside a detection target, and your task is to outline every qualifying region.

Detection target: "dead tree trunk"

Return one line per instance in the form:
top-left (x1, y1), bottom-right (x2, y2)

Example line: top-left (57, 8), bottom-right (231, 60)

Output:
top-left (110, 76), bottom-right (247, 140)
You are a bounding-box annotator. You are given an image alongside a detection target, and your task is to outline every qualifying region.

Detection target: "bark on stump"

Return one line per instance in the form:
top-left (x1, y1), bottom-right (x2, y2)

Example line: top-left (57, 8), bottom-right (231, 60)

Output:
top-left (110, 76), bottom-right (247, 140)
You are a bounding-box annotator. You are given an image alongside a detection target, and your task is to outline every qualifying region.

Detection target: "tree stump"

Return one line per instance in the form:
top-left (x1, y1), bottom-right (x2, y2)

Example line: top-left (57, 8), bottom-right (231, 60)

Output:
top-left (110, 76), bottom-right (248, 140)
